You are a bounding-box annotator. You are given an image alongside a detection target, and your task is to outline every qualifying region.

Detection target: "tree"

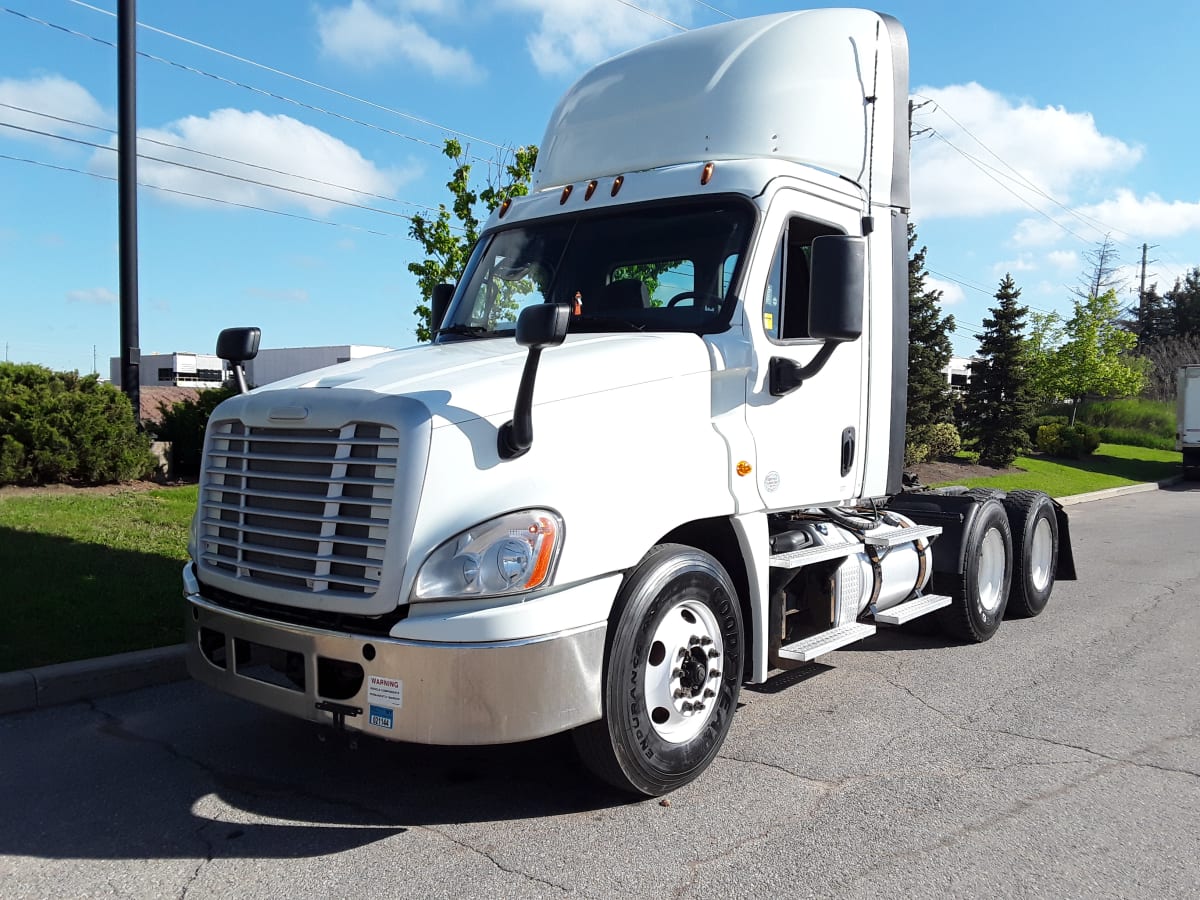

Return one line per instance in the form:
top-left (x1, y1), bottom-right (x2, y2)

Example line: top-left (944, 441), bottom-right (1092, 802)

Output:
top-left (1074, 234), bottom-right (1124, 302)
top-left (906, 223), bottom-right (956, 436)
top-left (1027, 290), bottom-right (1146, 422)
top-left (1165, 267), bottom-right (1200, 339)
top-left (407, 139), bottom-right (538, 342)
top-left (961, 274), bottom-right (1034, 467)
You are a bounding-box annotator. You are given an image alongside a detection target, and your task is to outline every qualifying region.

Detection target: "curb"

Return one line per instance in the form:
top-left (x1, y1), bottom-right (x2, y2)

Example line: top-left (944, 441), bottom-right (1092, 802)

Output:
top-left (1056, 474), bottom-right (1184, 506)
top-left (0, 644), bottom-right (187, 716)
top-left (0, 475), bottom-right (1188, 717)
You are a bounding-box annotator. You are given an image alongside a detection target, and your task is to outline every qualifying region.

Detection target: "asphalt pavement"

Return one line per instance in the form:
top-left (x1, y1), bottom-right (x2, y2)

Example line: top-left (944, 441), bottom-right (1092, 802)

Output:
top-left (1, 481), bottom-right (1197, 897)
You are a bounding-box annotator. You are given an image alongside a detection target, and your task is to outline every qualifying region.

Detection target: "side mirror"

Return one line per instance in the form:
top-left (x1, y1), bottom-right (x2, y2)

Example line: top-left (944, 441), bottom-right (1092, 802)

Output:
top-left (516, 301), bottom-right (571, 349)
top-left (498, 303), bottom-right (572, 460)
top-left (216, 326), bottom-right (261, 394)
top-left (431, 283), bottom-right (455, 333)
top-left (808, 235), bottom-right (865, 342)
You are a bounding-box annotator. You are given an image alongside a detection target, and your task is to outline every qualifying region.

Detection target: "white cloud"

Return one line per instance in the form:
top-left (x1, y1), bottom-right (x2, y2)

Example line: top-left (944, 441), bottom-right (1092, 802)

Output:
top-left (0, 75), bottom-right (109, 145)
top-left (910, 82), bottom-right (1141, 220)
top-left (504, 0), bottom-right (694, 77)
top-left (88, 109), bottom-right (407, 215)
top-left (925, 276), bottom-right (965, 306)
top-left (1046, 249), bottom-right (1078, 271)
top-left (67, 287), bottom-right (117, 305)
top-left (316, 0), bottom-right (483, 81)
top-left (1014, 189), bottom-right (1200, 246)
top-left (992, 254), bottom-right (1037, 275)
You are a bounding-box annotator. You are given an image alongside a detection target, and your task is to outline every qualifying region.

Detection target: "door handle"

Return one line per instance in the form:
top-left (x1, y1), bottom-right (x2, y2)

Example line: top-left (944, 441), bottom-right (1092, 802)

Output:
top-left (840, 427), bottom-right (856, 477)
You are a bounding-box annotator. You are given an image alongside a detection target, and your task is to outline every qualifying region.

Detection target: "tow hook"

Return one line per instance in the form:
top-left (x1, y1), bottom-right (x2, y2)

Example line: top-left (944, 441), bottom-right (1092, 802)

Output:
top-left (315, 701), bottom-right (362, 749)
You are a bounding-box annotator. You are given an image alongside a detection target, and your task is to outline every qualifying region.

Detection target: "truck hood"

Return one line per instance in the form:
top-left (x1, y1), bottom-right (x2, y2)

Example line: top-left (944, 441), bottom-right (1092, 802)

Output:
top-left (257, 332), bottom-right (713, 425)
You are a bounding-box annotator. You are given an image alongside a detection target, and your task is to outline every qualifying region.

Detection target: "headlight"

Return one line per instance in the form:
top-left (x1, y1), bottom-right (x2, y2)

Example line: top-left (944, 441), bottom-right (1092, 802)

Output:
top-left (412, 509), bottom-right (563, 601)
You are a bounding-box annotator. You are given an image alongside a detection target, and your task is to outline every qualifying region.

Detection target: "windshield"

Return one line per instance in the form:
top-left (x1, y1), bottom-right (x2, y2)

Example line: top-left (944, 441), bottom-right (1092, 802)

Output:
top-left (436, 198), bottom-right (755, 340)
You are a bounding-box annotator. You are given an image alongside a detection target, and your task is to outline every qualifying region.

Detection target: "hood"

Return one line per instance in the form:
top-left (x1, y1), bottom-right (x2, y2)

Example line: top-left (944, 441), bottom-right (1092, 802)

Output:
top-left (255, 332), bottom-right (713, 425)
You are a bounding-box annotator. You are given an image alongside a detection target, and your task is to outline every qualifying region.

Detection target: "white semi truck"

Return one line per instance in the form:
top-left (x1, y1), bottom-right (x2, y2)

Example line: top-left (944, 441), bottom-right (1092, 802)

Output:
top-left (1177, 365), bottom-right (1200, 478)
top-left (185, 9), bottom-right (1075, 796)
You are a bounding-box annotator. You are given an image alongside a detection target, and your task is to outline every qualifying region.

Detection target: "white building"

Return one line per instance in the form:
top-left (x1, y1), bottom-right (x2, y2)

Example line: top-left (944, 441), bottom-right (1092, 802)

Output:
top-left (943, 355), bottom-right (975, 391)
top-left (110, 345), bottom-right (394, 389)
top-left (244, 345), bottom-right (393, 387)
top-left (110, 352), bottom-right (226, 388)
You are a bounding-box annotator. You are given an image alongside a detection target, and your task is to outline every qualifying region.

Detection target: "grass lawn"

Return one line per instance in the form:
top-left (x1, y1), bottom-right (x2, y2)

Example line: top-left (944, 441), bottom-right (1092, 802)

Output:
top-left (0, 485), bottom-right (198, 672)
top-left (930, 444), bottom-right (1182, 497)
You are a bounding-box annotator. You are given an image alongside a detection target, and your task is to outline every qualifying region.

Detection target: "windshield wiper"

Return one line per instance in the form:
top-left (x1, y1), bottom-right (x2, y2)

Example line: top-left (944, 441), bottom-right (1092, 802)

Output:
top-left (436, 324), bottom-right (492, 337)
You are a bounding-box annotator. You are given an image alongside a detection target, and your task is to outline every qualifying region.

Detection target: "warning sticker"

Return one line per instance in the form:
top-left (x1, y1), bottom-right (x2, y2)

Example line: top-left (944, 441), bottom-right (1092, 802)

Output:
top-left (367, 675), bottom-right (403, 709)
top-left (369, 705), bottom-right (394, 729)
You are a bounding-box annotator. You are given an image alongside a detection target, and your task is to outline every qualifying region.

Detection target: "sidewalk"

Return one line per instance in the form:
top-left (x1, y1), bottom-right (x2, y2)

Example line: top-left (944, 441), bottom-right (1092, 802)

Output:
top-left (0, 475), bottom-right (1186, 717)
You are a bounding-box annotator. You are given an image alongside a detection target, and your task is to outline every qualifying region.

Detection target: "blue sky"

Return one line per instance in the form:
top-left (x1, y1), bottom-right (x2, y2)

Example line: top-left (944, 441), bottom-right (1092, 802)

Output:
top-left (2, 0), bottom-right (1197, 374)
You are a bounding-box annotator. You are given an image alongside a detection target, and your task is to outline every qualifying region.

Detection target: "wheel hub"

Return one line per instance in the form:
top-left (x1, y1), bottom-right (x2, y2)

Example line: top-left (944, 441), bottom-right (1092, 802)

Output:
top-left (645, 600), bottom-right (724, 743)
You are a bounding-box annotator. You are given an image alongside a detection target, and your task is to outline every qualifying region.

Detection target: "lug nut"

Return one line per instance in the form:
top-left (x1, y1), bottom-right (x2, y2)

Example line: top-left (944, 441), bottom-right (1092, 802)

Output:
top-left (700, 635), bottom-right (713, 646)
top-left (673, 689), bottom-right (685, 699)
top-left (671, 668), bottom-right (682, 679)
top-left (681, 701), bottom-right (694, 713)
top-left (709, 669), bottom-right (721, 679)
top-left (707, 648), bottom-right (720, 659)
top-left (694, 702), bottom-right (705, 712)
top-left (689, 635), bottom-right (701, 646)
top-left (678, 648), bottom-right (689, 660)
top-left (703, 688), bottom-right (715, 699)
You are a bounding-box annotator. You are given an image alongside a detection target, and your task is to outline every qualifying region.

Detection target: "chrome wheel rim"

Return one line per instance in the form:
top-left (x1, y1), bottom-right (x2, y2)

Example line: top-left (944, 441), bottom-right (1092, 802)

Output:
top-left (643, 598), bottom-right (723, 744)
top-left (1029, 516), bottom-right (1054, 592)
top-left (978, 527), bottom-right (1007, 614)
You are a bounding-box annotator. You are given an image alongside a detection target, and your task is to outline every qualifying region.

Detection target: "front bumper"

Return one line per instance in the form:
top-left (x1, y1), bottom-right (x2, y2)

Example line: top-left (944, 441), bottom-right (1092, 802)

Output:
top-left (184, 567), bottom-right (607, 745)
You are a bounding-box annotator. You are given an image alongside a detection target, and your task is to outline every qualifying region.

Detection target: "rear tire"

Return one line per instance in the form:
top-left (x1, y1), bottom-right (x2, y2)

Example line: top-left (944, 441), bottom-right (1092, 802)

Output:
top-left (1002, 490), bottom-right (1059, 618)
top-left (573, 544), bottom-right (743, 796)
top-left (935, 498), bottom-right (1013, 642)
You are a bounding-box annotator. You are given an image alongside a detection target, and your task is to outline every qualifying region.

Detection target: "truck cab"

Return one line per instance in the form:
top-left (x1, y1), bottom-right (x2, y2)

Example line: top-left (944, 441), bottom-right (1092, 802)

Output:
top-left (184, 9), bottom-right (1071, 796)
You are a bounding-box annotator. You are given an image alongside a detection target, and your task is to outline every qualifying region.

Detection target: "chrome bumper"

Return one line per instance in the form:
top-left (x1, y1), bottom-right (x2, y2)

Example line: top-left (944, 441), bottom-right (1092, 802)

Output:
top-left (184, 573), bottom-right (606, 745)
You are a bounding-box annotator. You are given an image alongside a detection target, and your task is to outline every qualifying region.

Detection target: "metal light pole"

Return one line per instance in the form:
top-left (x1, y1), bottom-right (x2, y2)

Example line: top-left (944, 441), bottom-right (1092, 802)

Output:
top-left (118, 0), bottom-right (140, 422)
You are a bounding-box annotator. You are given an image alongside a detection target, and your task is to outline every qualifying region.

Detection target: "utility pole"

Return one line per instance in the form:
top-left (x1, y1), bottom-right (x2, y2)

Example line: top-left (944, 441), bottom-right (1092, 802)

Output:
top-left (1137, 242), bottom-right (1159, 324)
top-left (118, 0), bottom-right (140, 423)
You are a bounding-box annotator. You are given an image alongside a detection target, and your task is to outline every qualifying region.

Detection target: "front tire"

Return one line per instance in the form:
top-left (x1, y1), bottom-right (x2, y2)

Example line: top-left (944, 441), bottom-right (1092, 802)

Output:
top-left (935, 498), bottom-right (1013, 642)
top-left (573, 544), bottom-right (743, 796)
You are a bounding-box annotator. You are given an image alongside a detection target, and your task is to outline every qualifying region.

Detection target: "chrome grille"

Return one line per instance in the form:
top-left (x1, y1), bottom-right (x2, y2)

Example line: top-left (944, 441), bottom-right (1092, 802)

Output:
top-left (199, 421), bottom-right (398, 597)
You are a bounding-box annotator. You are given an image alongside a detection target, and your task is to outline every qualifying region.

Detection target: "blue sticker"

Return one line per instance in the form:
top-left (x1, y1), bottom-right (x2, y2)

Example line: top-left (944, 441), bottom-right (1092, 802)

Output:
top-left (369, 704), bottom-right (393, 729)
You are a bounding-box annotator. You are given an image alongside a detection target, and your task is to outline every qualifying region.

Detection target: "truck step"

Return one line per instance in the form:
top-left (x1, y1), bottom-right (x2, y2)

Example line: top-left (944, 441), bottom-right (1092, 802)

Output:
top-left (873, 593), bottom-right (952, 625)
top-left (769, 541), bottom-right (859, 569)
top-left (777, 622), bottom-right (876, 662)
top-left (864, 524), bottom-right (942, 547)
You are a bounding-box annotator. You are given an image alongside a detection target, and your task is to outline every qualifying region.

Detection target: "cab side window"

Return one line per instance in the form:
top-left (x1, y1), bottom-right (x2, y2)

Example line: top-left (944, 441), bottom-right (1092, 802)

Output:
top-left (763, 217), bottom-right (842, 342)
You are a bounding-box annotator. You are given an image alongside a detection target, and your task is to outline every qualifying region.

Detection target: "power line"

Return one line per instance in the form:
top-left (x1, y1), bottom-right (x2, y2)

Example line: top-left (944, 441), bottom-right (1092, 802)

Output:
top-left (0, 151), bottom-right (411, 239)
top-left (912, 95), bottom-right (1140, 250)
top-left (690, 0), bottom-right (736, 19)
top-left (0, 120), bottom-right (437, 226)
top-left (612, 0), bottom-right (688, 31)
top-left (62, 0), bottom-right (507, 151)
top-left (0, 101), bottom-right (445, 216)
top-left (2, 6), bottom-right (498, 165)
top-left (925, 128), bottom-right (1093, 245)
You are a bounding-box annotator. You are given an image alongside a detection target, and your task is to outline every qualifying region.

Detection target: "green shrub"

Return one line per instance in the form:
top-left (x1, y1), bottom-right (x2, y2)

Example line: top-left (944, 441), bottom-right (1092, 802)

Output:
top-left (904, 442), bottom-right (930, 466)
top-left (1037, 423), bottom-right (1101, 459)
top-left (0, 363), bottom-right (155, 485)
top-left (923, 422), bottom-right (962, 459)
top-left (151, 386), bottom-right (237, 478)
top-left (1094, 426), bottom-right (1175, 452)
top-left (1029, 415), bottom-right (1069, 446)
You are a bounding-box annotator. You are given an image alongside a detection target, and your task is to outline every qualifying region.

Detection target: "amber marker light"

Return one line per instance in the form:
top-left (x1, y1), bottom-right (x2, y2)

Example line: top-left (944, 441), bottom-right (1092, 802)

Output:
top-left (560, 184), bottom-right (573, 204)
top-left (701, 162), bottom-right (715, 185)
top-left (736, 461), bottom-right (752, 477)
top-left (498, 197), bottom-right (512, 218)
top-left (584, 180), bottom-right (598, 200)
top-left (611, 175), bottom-right (624, 197)
top-left (523, 517), bottom-right (559, 589)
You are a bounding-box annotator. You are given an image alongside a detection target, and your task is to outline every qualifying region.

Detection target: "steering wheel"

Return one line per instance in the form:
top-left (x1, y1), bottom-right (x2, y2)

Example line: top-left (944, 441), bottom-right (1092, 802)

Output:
top-left (666, 291), bottom-right (701, 308)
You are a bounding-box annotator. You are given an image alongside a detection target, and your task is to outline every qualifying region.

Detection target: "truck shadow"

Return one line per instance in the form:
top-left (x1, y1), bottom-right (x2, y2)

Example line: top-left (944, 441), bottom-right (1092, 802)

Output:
top-left (0, 680), bottom-right (636, 863)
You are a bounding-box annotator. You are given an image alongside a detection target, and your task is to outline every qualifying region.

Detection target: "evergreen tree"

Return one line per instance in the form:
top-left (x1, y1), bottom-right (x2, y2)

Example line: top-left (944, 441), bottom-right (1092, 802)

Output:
top-left (1165, 267), bottom-right (1200, 338)
top-left (906, 223), bottom-right (956, 437)
top-left (962, 274), bottom-right (1034, 467)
